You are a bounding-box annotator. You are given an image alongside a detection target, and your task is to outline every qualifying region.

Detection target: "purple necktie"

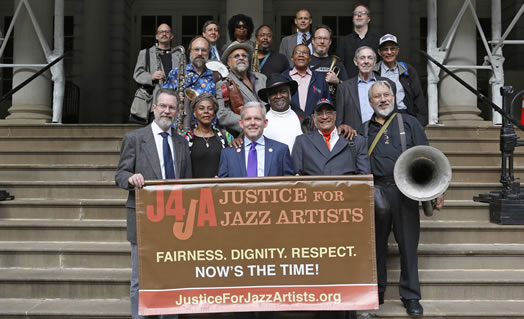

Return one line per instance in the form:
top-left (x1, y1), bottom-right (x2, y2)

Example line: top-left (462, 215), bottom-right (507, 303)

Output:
top-left (247, 142), bottom-right (257, 177)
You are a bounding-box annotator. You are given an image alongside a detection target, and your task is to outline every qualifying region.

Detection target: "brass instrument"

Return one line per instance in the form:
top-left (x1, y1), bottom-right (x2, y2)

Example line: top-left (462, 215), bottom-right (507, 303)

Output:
top-left (328, 55), bottom-right (341, 96)
top-left (171, 45), bottom-right (186, 134)
top-left (393, 145), bottom-right (452, 216)
top-left (251, 41), bottom-right (260, 72)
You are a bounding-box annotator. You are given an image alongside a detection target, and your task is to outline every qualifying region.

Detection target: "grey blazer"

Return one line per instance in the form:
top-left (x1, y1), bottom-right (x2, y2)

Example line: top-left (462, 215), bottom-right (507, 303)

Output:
top-left (279, 34), bottom-right (298, 66)
top-left (292, 131), bottom-right (370, 176)
top-left (335, 75), bottom-right (396, 131)
top-left (133, 46), bottom-right (183, 104)
top-left (216, 71), bottom-right (267, 135)
top-left (115, 124), bottom-right (192, 244)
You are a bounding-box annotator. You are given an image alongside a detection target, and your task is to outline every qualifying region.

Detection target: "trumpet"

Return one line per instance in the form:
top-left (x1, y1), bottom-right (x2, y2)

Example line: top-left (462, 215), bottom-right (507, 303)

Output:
top-left (328, 55), bottom-right (341, 96)
top-left (251, 41), bottom-right (260, 72)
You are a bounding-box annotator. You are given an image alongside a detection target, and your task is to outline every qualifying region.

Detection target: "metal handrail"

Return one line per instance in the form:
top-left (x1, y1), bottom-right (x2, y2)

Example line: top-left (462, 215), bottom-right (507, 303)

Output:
top-left (0, 54), bottom-right (64, 105)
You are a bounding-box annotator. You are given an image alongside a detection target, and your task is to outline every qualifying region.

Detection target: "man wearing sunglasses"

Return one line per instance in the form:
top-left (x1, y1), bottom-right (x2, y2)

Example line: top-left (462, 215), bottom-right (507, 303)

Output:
top-left (373, 34), bottom-right (428, 126)
top-left (336, 3), bottom-right (380, 78)
top-left (216, 42), bottom-right (267, 136)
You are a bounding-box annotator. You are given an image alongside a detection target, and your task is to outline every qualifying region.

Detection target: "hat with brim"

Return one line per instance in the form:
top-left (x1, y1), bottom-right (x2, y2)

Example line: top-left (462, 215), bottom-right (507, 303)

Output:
top-left (313, 98), bottom-right (335, 113)
top-left (379, 34), bottom-right (398, 47)
top-left (257, 73), bottom-right (298, 103)
top-left (221, 41), bottom-right (254, 65)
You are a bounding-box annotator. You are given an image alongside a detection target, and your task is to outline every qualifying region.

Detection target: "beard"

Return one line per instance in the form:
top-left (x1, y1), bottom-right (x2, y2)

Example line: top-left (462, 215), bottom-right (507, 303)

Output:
top-left (314, 47), bottom-right (328, 56)
top-left (191, 56), bottom-right (207, 69)
top-left (234, 62), bottom-right (249, 73)
top-left (375, 102), bottom-right (395, 118)
top-left (155, 113), bottom-right (175, 130)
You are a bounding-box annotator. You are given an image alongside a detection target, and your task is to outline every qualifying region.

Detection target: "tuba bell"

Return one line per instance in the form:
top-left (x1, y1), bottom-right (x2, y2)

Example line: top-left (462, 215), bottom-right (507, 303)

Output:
top-left (393, 145), bottom-right (452, 216)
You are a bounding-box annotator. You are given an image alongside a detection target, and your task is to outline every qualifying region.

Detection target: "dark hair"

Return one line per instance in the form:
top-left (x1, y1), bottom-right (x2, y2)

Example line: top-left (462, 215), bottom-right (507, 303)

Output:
top-left (202, 20), bottom-right (219, 32)
top-left (188, 36), bottom-right (211, 59)
top-left (191, 93), bottom-right (219, 113)
top-left (255, 24), bottom-right (272, 37)
top-left (353, 3), bottom-right (371, 16)
top-left (227, 14), bottom-right (254, 41)
top-left (313, 25), bottom-right (333, 39)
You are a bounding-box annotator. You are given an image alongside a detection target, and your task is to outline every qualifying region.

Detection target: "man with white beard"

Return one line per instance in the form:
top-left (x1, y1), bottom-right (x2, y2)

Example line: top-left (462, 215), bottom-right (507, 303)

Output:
top-left (216, 41), bottom-right (267, 136)
top-left (116, 88), bottom-right (191, 319)
top-left (363, 81), bottom-right (443, 317)
top-left (163, 36), bottom-right (217, 130)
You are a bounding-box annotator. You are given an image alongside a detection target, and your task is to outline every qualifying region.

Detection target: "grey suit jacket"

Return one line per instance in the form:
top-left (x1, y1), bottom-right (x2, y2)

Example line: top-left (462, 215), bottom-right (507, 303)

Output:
top-left (292, 131), bottom-right (370, 176)
top-left (335, 75), bottom-right (396, 131)
top-left (115, 124), bottom-right (192, 244)
top-left (133, 46), bottom-right (183, 104)
top-left (279, 34), bottom-right (298, 66)
top-left (216, 71), bottom-right (267, 135)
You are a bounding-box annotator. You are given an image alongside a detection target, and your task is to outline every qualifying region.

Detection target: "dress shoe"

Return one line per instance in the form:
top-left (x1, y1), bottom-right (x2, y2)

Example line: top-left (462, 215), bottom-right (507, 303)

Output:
top-left (378, 293), bottom-right (384, 305)
top-left (401, 298), bottom-right (423, 316)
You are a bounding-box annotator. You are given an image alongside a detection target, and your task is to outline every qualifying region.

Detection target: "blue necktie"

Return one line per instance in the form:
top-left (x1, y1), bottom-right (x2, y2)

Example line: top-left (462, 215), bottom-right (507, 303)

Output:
top-left (212, 46), bottom-right (218, 60)
top-left (160, 132), bottom-right (176, 179)
top-left (247, 142), bottom-right (257, 177)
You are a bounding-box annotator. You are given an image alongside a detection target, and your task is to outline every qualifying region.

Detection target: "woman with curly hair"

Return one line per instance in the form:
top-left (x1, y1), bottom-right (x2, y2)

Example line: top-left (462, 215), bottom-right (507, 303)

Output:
top-left (180, 93), bottom-right (234, 178)
top-left (221, 14), bottom-right (255, 52)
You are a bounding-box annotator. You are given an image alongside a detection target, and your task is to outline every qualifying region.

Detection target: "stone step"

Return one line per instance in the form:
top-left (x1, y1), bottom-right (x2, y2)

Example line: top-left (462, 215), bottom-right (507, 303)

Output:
top-left (0, 136), bottom-right (122, 151)
top-left (451, 166), bottom-right (524, 183)
top-left (0, 219), bottom-right (126, 242)
top-left (366, 300), bottom-right (524, 318)
top-left (444, 182), bottom-right (520, 201)
top-left (0, 150), bottom-right (120, 165)
top-left (0, 181), bottom-right (126, 199)
top-left (384, 269), bottom-right (524, 301)
top-left (0, 124), bottom-right (136, 137)
top-left (387, 243), bottom-right (524, 270)
top-left (0, 268), bottom-right (129, 299)
top-left (0, 199), bottom-right (125, 219)
top-left (419, 200), bottom-right (488, 222)
top-left (425, 124), bottom-right (524, 139)
top-left (415, 220), bottom-right (524, 244)
top-left (429, 137), bottom-right (524, 152)
top-left (0, 164), bottom-right (116, 181)
top-left (442, 151), bottom-right (524, 166)
top-left (0, 298), bottom-right (129, 319)
top-left (0, 241), bottom-right (130, 269)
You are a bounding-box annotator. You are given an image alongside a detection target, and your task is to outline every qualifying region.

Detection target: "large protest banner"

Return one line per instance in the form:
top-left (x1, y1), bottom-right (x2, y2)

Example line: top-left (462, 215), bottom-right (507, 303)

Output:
top-left (136, 175), bottom-right (377, 315)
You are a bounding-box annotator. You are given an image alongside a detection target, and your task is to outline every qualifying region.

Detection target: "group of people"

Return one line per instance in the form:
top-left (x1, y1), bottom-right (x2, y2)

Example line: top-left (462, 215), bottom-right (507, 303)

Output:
top-left (120, 3), bottom-right (443, 319)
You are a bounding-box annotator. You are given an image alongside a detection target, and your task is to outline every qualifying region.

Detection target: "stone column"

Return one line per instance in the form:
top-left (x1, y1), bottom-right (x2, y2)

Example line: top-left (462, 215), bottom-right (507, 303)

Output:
top-left (437, 0), bottom-right (484, 124)
top-left (6, 0), bottom-right (53, 123)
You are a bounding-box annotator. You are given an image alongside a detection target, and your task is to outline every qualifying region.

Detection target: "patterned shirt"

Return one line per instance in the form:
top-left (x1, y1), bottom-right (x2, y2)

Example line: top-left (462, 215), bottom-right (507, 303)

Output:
top-left (163, 64), bottom-right (216, 95)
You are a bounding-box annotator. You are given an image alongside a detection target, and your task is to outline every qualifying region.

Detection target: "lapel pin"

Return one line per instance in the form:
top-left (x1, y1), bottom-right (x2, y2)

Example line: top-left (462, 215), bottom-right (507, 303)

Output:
top-left (269, 148), bottom-right (273, 152)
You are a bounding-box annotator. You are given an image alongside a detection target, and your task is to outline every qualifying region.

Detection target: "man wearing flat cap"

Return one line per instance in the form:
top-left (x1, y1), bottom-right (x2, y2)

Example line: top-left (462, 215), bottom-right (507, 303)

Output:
top-left (216, 41), bottom-right (267, 136)
top-left (292, 98), bottom-right (370, 176)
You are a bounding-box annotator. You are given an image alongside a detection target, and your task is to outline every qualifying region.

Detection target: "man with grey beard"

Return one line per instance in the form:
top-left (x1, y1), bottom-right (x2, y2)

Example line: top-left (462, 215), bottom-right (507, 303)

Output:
top-left (216, 41), bottom-right (266, 135)
top-left (163, 36), bottom-right (216, 129)
top-left (363, 81), bottom-right (443, 316)
top-left (116, 88), bottom-right (191, 319)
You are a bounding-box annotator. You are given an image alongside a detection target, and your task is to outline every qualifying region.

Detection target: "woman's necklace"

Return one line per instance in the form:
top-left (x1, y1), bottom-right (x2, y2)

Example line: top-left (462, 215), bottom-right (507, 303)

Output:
top-left (195, 127), bottom-right (213, 148)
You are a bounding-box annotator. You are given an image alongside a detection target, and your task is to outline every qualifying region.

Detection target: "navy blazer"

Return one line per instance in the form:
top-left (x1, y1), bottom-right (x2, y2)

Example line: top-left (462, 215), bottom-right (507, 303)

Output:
top-left (282, 68), bottom-right (330, 116)
top-left (218, 136), bottom-right (294, 177)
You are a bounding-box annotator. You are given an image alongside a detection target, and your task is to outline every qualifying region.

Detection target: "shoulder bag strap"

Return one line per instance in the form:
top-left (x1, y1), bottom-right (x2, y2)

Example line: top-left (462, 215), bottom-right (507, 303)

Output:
top-left (368, 112), bottom-right (398, 157)
top-left (397, 112), bottom-right (406, 152)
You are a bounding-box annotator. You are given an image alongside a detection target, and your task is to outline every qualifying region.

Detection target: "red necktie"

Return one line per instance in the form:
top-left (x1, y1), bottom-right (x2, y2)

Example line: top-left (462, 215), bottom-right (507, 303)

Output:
top-left (322, 130), bottom-right (334, 151)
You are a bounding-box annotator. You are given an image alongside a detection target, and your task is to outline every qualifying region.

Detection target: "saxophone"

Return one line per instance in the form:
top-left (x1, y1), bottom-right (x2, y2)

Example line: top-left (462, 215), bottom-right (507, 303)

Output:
top-left (171, 45), bottom-right (186, 134)
top-left (251, 41), bottom-right (260, 72)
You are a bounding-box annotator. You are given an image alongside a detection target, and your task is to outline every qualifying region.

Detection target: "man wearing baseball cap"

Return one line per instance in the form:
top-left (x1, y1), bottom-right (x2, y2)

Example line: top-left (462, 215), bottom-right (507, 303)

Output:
top-left (373, 34), bottom-right (428, 126)
top-left (292, 98), bottom-right (370, 175)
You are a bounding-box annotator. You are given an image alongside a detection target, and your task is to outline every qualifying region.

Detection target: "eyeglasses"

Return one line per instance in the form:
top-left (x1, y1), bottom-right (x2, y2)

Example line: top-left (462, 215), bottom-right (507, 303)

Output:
top-left (235, 24), bottom-right (247, 29)
top-left (157, 30), bottom-right (172, 34)
top-left (232, 53), bottom-right (248, 60)
top-left (294, 50), bottom-right (310, 56)
top-left (379, 46), bottom-right (398, 52)
top-left (314, 36), bottom-right (330, 42)
top-left (315, 110), bottom-right (335, 116)
top-left (353, 10), bottom-right (369, 16)
top-left (156, 104), bottom-right (176, 112)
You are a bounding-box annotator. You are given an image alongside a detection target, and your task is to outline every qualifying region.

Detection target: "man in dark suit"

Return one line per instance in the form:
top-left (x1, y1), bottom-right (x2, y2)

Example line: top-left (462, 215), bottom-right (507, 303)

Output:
top-left (336, 3), bottom-right (380, 78)
top-left (218, 101), bottom-right (294, 177)
top-left (336, 46), bottom-right (395, 138)
top-left (202, 20), bottom-right (221, 61)
top-left (292, 98), bottom-right (370, 176)
top-left (279, 8), bottom-right (313, 66)
top-left (282, 44), bottom-right (330, 116)
top-left (115, 88), bottom-right (191, 319)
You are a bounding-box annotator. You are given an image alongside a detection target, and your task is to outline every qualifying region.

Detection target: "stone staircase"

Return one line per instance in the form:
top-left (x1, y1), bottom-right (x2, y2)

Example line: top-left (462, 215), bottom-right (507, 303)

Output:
top-left (0, 124), bottom-right (523, 318)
